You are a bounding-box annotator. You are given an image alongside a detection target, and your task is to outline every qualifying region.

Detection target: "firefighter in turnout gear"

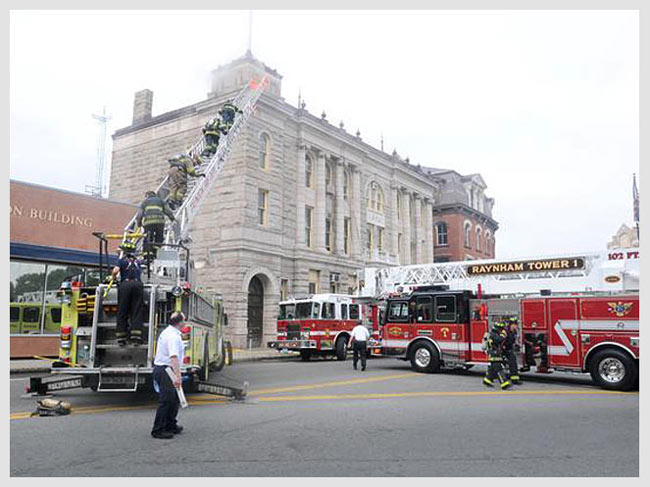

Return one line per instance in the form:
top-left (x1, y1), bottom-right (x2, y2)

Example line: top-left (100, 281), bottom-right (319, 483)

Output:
top-left (218, 101), bottom-right (242, 132)
top-left (201, 117), bottom-right (227, 159)
top-left (136, 191), bottom-right (175, 260)
top-left (166, 154), bottom-right (205, 210)
top-left (521, 332), bottom-right (551, 373)
top-left (483, 320), bottom-right (512, 389)
top-left (111, 242), bottom-right (145, 346)
top-left (503, 317), bottom-right (522, 384)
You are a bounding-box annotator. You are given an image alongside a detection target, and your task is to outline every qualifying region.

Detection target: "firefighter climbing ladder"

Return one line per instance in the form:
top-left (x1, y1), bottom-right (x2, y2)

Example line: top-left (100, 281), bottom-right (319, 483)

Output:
top-left (366, 248), bottom-right (640, 297)
top-left (121, 76), bottom-right (270, 254)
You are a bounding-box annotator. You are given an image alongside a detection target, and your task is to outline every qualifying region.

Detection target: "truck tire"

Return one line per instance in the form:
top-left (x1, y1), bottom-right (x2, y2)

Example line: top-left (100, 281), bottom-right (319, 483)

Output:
top-left (589, 348), bottom-right (637, 391)
top-left (335, 336), bottom-right (348, 361)
top-left (300, 350), bottom-right (312, 362)
top-left (210, 342), bottom-right (226, 372)
top-left (409, 341), bottom-right (440, 373)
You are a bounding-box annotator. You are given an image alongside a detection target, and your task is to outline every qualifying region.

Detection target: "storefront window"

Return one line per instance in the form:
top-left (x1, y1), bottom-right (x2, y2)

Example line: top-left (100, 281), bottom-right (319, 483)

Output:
top-left (10, 260), bottom-right (101, 335)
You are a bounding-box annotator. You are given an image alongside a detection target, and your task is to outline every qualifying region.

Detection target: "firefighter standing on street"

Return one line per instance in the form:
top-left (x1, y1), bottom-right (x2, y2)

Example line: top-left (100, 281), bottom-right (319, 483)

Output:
top-left (110, 242), bottom-right (145, 346)
top-left (483, 320), bottom-right (512, 389)
top-left (521, 332), bottom-right (550, 373)
top-left (166, 153), bottom-right (205, 210)
top-left (136, 190), bottom-right (175, 260)
top-left (503, 317), bottom-right (522, 384)
top-left (348, 323), bottom-right (370, 371)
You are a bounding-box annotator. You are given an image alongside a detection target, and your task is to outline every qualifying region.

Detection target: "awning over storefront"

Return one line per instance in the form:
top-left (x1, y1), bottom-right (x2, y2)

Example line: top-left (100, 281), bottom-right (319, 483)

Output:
top-left (10, 242), bottom-right (119, 267)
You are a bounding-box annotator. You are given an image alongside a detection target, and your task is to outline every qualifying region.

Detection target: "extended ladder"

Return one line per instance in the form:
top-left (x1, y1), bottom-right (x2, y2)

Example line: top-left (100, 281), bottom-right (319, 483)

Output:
top-left (121, 76), bottom-right (270, 254)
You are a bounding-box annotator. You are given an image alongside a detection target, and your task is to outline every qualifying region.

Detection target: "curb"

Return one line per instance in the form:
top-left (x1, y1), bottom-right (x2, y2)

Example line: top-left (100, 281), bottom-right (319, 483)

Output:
top-left (10, 352), bottom-right (299, 375)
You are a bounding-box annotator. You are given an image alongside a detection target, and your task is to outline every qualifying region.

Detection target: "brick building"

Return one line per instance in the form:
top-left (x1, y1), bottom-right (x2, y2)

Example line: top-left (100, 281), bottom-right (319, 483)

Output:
top-left (109, 52), bottom-right (498, 348)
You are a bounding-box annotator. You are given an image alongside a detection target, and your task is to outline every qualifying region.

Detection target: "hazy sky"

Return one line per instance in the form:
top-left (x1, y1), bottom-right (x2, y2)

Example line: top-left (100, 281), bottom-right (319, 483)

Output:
top-left (9, 10), bottom-right (639, 259)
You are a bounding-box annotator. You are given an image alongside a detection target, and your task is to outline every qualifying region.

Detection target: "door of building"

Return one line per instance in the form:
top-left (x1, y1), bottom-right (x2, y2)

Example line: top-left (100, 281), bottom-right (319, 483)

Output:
top-left (247, 276), bottom-right (264, 348)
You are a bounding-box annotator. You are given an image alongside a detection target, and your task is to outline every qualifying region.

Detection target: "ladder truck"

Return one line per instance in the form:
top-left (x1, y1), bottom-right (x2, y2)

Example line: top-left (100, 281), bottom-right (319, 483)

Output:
top-left (27, 77), bottom-right (270, 399)
top-left (363, 248), bottom-right (640, 391)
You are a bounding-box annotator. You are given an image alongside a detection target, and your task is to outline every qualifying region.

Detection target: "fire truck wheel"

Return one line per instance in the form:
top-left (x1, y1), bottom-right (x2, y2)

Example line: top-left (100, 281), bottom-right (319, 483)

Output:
top-left (409, 341), bottom-right (440, 373)
top-left (335, 337), bottom-right (348, 361)
top-left (300, 350), bottom-right (312, 362)
top-left (589, 348), bottom-right (637, 391)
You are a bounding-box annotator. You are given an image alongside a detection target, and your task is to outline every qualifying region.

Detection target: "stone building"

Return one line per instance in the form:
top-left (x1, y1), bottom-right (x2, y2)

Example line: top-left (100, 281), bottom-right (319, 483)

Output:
top-left (109, 52), bottom-right (498, 348)
top-left (607, 223), bottom-right (639, 249)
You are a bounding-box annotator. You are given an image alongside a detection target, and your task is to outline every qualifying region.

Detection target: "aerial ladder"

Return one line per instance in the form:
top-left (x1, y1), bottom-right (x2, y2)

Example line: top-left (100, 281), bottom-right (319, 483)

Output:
top-left (29, 77), bottom-right (270, 400)
top-left (363, 248), bottom-right (640, 298)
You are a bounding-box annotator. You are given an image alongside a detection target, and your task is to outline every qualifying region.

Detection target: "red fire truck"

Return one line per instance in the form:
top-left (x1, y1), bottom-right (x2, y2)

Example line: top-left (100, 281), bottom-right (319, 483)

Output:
top-left (380, 286), bottom-right (639, 390)
top-left (268, 294), bottom-right (380, 361)
top-left (372, 250), bottom-right (640, 391)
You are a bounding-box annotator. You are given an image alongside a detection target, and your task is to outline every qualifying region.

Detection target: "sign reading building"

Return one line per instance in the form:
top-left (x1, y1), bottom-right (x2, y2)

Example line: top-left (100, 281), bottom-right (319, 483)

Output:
top-left (466, 257), bottom-right (585, 275)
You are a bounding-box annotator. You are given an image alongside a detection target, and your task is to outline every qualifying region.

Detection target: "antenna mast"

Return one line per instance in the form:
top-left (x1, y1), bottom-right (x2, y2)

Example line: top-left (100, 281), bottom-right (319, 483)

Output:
top-left (89, 106), bottom-right (111, 198)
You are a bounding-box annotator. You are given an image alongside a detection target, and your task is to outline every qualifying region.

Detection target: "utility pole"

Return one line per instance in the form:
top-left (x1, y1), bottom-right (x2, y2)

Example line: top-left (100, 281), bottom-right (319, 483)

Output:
top-left (87, 106), bottom-right (111, 198)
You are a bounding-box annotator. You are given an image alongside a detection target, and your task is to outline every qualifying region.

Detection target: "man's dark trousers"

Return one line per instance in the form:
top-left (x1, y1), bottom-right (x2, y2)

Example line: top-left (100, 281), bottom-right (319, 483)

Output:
top-left (116, 280), bottom-right (144, 336)
top-left (353, 340), bottom-right (367, 370)
top-left (152, 365), bottom-right (180, 435)
top-left (144, 223), bottom-right (165, 258)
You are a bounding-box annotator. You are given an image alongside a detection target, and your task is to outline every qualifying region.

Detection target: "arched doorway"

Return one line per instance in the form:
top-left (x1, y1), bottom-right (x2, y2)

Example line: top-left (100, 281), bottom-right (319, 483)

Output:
top-left (247, 276), bottom-right (264, 348)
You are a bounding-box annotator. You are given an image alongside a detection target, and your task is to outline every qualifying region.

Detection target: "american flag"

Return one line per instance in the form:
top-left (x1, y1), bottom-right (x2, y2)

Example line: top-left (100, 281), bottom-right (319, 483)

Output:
top-left (633, 173), bottom-right (639, 224)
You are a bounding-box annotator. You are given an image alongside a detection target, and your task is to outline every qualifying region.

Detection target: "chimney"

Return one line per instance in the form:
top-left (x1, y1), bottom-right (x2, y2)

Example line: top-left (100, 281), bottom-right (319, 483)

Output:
top-left (132, 89), bottom-right (153, 125)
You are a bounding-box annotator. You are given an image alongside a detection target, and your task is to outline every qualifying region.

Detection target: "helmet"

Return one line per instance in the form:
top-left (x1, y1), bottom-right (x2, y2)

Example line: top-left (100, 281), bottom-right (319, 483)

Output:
top-left (508, 316), bottom-right (518, 325)
top-left (493, 321), bottom-right (506, 329)
top-left (120, 241), bottom-right (136, 253)
top-left (145, 190), bottom-right (157, 198)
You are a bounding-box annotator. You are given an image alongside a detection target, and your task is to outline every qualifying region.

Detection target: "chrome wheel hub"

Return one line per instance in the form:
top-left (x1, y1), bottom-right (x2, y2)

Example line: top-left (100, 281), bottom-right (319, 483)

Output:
top-left (414, 348), bottom-right (431, 368)
top-left (599, 357), bottom-right (625, 383)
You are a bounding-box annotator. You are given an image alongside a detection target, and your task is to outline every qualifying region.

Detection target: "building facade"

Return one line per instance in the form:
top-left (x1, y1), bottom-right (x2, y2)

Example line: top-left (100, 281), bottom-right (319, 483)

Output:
top-left (426, 169), bottom-right (498, 262)
top-left (9, 180), bottom-right (136, 357)
top-left (109, 53), bottom-right (497, 348)
top-left (607, 223), bottom-right (639, 249)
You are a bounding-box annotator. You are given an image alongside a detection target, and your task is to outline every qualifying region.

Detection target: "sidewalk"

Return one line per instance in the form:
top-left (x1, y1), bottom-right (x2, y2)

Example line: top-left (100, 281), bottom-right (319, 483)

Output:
top-left (9, 348), bottom-right (297, 375)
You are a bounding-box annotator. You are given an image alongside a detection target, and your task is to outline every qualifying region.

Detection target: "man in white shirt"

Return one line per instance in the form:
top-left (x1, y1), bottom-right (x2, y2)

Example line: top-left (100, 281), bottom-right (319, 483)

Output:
top-left (151, 311), bottom-right (185, 439)
top-left (348, 323), bottom-right (370, 371)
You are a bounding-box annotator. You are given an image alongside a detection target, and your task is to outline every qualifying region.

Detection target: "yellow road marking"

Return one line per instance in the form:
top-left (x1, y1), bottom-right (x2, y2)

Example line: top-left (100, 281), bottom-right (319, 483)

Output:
top-left (10, 388), bottom-right (636, 420)
top-left (247, 373), bottom-right (415, 396)
top-left (254, 389), bottom-right (637, 402)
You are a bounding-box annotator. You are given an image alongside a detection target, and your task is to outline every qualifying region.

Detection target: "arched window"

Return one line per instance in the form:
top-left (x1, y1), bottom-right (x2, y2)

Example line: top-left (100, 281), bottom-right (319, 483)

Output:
top-left (258, 133), bottom-right (270, 169)
top-left (485, 231), bottom-right (491, 254)
top-left (476, 227), bottom-right (482, 252)
top-left (366, 182), bottom-right (384, 212)
top-left (305, 155), bottom-right (313, 188)
top-left (436, 222), bottom-right (448, 246)
top-left (464, 222), bottom-right (472, 248)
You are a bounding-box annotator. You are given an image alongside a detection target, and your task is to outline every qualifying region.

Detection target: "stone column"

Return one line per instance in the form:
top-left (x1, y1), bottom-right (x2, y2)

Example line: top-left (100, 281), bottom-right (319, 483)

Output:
top-left (351, 166), bottom-right (361, 259)
top-left (391, 185), bottom-right (400, 260)
top-left (424, 198), bottom-right (434, 263)
top-left (401, 188), bottom-right (411, 265)
top-left (295, 143), bottom-right (306, 247)
top-left (335, 160), bottom-right (346, 255)
top-left (413, 193), bottom-right (422, 264)
top-left (314, 152), bottom-right (327, 251)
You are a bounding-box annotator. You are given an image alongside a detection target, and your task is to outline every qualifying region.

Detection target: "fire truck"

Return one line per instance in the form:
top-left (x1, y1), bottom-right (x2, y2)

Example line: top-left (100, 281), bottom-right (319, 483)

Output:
top-left (365, 249), bottom-right (640, 391)
top-left (268, 294), bottom-right (381, 361)
top-left (26, 77), bottom-right (270, 399)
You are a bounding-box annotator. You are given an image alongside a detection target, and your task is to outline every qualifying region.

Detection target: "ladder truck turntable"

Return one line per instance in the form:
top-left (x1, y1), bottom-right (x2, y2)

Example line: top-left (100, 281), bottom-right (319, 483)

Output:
top-left (364, 248), bottom-right (640, 391)
top-left (27, 77), bottom-right (270, 400)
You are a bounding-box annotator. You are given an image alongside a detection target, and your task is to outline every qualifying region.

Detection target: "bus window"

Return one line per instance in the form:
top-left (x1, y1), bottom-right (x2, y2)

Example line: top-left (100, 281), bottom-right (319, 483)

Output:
top-left (21, 306), bottom-right (41, 334)
top-left (388, 301), bottom-right (409, 322)
top-left (341, 303), bottom-right (348, 320)
top-left (10, 306), bottom-right (20, 322)
top-left (416, 296), bottom-right (433, 323)
top-left (435, 295), bottom-right (457, 322)
top-left (349, 304), bottom-right (360, 320)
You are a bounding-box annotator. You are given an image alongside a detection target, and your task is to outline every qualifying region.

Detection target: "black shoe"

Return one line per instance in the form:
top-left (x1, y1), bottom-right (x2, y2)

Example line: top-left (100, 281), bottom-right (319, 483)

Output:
top-left (361, 366), bottom-right (366, 371)
top-left (129, 335), bottom-right (143, 346)
top-left (117, 338), bottom-right (127, 347)
top-left (151, 431), bottom-right (174, 439)
top-left (168, 425), bottom-right (183, 435)
top-left (353, 364), bottom-right (357, 370)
